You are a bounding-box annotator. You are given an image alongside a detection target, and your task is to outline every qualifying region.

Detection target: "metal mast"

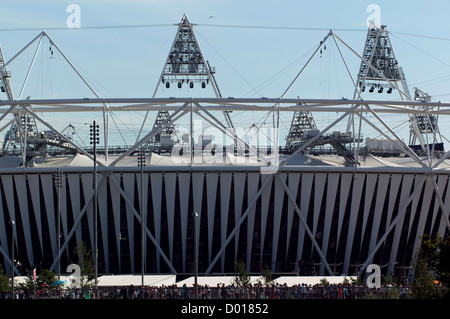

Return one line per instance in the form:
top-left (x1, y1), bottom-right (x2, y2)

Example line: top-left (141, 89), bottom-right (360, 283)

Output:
top-left (357, 24), bottom-right (403, 93)
top-left (355, 22), bottom-right (439, 154)
top-left (139, 14), bottom-right (233, 150)
top-left (285, 107), bottom-right (318, 148)
top-left (408, 87), bottom-right (444, 155)
top-left (0, 44), bottom-right (13, 100)
top-left (284, 35), bottom-right (361, 166)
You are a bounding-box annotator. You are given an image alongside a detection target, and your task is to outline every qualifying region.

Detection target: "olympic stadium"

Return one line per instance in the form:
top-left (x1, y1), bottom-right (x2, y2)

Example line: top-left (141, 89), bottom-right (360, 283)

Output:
top-left (0, 15), bottom-right (449, 283)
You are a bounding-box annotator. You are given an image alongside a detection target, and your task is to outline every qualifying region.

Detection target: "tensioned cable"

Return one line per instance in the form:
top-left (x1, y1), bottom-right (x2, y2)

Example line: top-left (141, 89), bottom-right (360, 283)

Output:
top-left (389, 32), bottom-right (450, 69)
top-left (0, 24), bottom-right (176, 32)
top-left (194, 29), bottom-right (262, 97)
top-left (3, 22), bottom-right (450, 42)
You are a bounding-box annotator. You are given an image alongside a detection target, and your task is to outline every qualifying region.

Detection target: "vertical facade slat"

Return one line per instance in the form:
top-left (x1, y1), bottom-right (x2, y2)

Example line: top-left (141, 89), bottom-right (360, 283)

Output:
top-left (430, 175), bottom-right (447, 234)
top-left (361, 174), bottom-right (378, 247)
top-left (368, 174), bottom-right (390, 265)
top-left (271, 173), bottom-right (286, 272)
top-left (164, 173), bottom-right (177, 263)
top-left (178, 173), bottom-right (190, 272)
top-left (0, 182), bottom-right (9, 265)
top-left (407, 175), bottom-right (424, 241)
top-left (437, 177), bottom-right (450, 237)
top-left (80, 174), bottom-right (94, 252)
top-left (313, 173), bottom-right (327, 239)
top-left (206, 173), bottom-right (218, 264)
top-left (98, 175), bottom-right (109, 273)
top-left (14, 175), bottom-right (34, 266)
top-left (122, 173), bottom-right (136, 273)
top-left (260, 174), bottom-right (273, 262)
top-left (246, 173), bottom-right (259, 268)
top-left (28, 174), bottom-right (43, 255)
top-left (233, 173), bottom-right (246, 261)
top-left (320, 173), bottom-right (339, 275)
top-left (1, 175), bottom-right (17, 247)
top-left (410, 177), bottom-right (435, 268)
top-left (343, 174), bottom-right (365, 274)
top-left (286, 173), bottom-right (300, 260)
top-left (297, 173), bottom-right (313, 262)
top-left (388, 174), bottom-right (414, 274)
top-left (41, 174), bottom-right (57, 262)
top-left (110, 173), bottom-right (122, 272)
top-left (219, 173), bottom-right (232, 272)
top-left (150, 172), bottom-right (163, 272)
top-left (337, 173), bottom-right (352, 251)
top-left (386, 174), bottom-right (402, 228)
top-left (67, 174), bottom-right (82, 245)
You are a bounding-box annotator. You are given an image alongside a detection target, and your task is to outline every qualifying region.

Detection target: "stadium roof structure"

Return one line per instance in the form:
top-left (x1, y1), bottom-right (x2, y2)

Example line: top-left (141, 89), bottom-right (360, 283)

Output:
top-left (0, 16), bottom-right (449, 280)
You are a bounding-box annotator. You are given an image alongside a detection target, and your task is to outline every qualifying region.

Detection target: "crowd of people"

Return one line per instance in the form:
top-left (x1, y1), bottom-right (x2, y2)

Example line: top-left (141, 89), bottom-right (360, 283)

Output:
top-left (2, 281), bottom-right (414, 299)
top-left (104, 282), bottom-right (412, 299)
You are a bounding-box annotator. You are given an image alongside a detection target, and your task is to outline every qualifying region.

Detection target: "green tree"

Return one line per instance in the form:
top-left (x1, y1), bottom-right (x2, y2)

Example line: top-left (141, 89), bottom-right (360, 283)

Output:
top-left (18, 269), bottom-right (37, 293)
top-left (71, 241), bottom-right (95, 289)
top-left (0, 265), bottom-right (10, 293)
top-left (234, 260), bottom-right (251, 287)
top-left (382, 275), bottom-right (400, 299)
top-left (38, 269), bottom-right (57, 287)
top-left (411, 234), bottom-right (449, 299)
top-left (261, 264), bottom-right (274, 286)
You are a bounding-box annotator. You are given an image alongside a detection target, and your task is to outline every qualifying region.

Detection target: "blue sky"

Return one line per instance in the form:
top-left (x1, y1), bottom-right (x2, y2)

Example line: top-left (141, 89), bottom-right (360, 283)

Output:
top-left (1, 0), bottom-right (450, 147)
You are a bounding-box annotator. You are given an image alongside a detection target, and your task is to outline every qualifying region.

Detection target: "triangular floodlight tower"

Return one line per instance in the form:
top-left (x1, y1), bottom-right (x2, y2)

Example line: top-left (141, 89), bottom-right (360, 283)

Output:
top-left (354, 21), bottom-right (433, 153)
top-left (138, 14), bottom-right (233, 148)
top-left (408, 87), bottom-right (444, 154)
top-left (0, 43), bottom-right (20, 157)
top-left (0, 31), bottom-right (108, 166)
top-left (0, 44), bottom-right (13, 100)
top-left (285, 107), bottom-right (318, 148)
top-left (356, 23), bottom-right (405, 95)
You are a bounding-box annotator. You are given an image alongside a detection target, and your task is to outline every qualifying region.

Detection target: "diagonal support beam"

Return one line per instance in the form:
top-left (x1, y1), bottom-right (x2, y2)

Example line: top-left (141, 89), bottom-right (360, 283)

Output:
top-left (361, 104), bottom-right (427, 167)
top-left (276, 174), bottom-right (333, 275)
top-left (280, 103), bottom-right (361, 166)
top-left (43, 31), bottom-right (111, 162)
top-left (49, 174), bottom-right (106, 272)
top-left (0, 245), bottom-right (20, 275)
top-left (357, 174), bottom-right (428, 276)
top-left (20, 105), bottom-right (100, 165)
top-left (430, 176), bottom-right (450, 232)
top-left (109, 103), bottom-right (189, 167)
top-left (109, 173), bottom-right (177, 273)
top-left (194, 107), bottom-right (270, 164)
top-left (205, 174), bottom-right (274, 274)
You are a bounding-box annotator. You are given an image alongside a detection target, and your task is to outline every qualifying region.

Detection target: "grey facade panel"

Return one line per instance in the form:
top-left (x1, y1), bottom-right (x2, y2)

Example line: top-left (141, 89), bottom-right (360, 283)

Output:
top-left (1, 170), bottom-right (449, 278)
